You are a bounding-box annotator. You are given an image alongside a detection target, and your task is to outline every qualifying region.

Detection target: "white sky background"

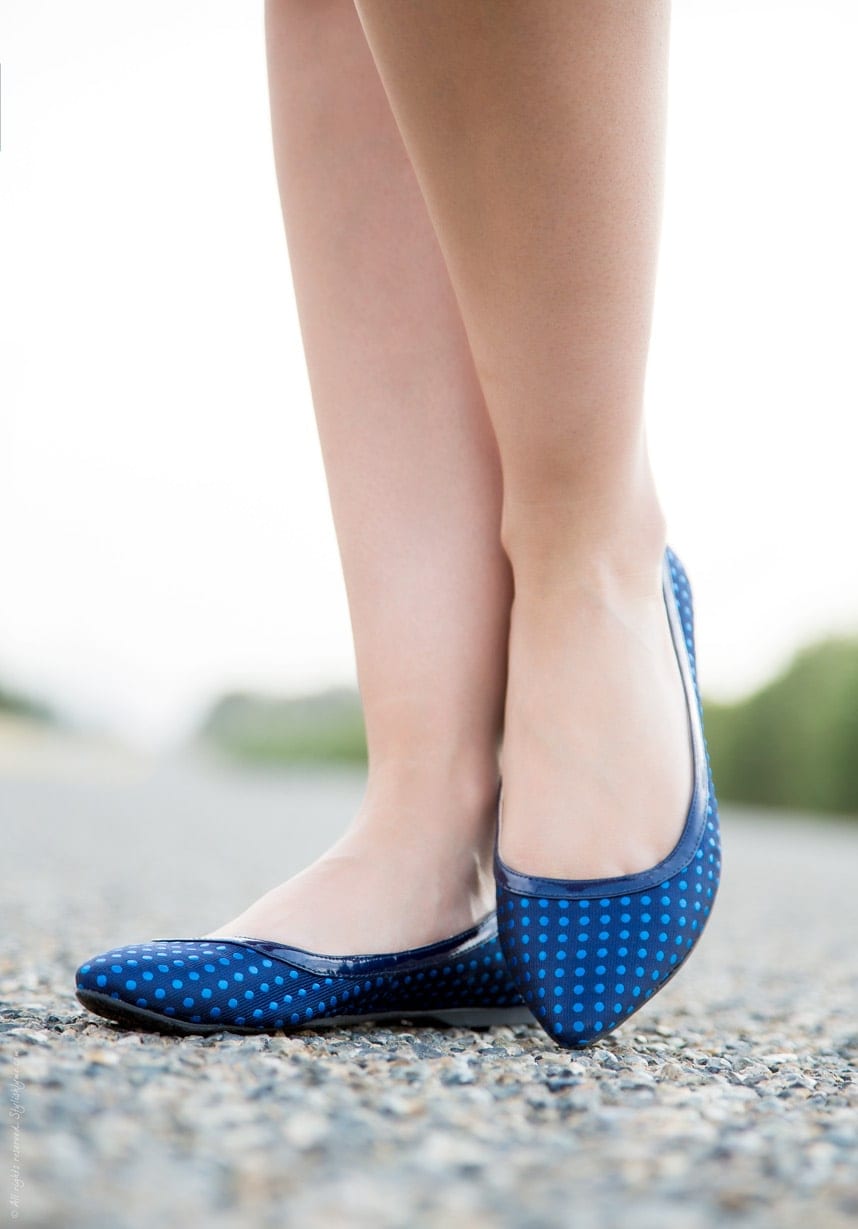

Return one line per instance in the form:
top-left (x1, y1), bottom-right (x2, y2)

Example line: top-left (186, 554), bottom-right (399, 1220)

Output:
top-left (1, 0), bottom-right (857, 747)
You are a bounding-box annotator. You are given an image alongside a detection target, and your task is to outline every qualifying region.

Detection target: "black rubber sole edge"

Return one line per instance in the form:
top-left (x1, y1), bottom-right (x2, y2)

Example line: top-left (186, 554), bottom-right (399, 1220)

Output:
top-left (76, 989), bottom-right (533, 1037)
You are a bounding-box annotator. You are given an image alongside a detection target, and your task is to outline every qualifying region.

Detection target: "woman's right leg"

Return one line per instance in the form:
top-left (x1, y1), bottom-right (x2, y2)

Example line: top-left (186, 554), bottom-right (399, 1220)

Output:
top-left (351, 0), bottom-right (689, 882)
top-left (209, 0), bottom-right (511, 953)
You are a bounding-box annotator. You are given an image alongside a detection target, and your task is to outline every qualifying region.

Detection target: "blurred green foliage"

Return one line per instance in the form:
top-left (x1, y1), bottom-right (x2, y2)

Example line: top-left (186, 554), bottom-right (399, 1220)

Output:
top-left (704, 637), bottom-right (858, 817)
top-left (200, 637), bottom-right (858, 817)
top-left (0, 683), bottom-right (54, 723)
top-left (201, 687), bottom-right (367, 766)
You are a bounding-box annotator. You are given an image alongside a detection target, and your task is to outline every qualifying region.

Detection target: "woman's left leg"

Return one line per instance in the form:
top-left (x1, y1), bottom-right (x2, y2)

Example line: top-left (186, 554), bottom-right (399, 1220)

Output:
top-left (208, 0), bottom-right (511, 955)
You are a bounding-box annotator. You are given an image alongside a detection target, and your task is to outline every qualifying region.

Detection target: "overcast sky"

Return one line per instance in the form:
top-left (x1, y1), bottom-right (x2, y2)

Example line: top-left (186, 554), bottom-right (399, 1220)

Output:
top-left (2, 0), bottom-right (857, 746)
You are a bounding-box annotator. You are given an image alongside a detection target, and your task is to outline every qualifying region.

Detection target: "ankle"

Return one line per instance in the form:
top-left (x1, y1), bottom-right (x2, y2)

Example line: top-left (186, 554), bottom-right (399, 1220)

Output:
top-left (500, 463), bottom-right (667, 598)
top-left (355, 753), bottom-right (499, 856)
top-left (509, 525), bottom-right (669, 630)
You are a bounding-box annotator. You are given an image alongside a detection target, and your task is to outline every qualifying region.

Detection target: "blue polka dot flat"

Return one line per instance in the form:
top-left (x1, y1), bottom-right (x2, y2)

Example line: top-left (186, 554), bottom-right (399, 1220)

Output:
top-left (495, 548), bottom-right (721, 1048)
top-left (75, 913), bottom-right (531, 1036)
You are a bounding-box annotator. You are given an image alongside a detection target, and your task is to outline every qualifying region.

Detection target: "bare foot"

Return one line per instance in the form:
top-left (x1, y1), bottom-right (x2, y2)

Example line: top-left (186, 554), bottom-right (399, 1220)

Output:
top-left (205, 770), bottom-right (498, 955)
top-left (498, 554), bottom-right (693, 880)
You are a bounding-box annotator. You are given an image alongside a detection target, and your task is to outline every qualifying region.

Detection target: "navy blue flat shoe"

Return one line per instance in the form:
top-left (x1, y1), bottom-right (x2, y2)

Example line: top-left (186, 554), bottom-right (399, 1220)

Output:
top-left (495, 548), bottom-right (721, 1048)
top-left (75, 913), bottom-right (530, 1036)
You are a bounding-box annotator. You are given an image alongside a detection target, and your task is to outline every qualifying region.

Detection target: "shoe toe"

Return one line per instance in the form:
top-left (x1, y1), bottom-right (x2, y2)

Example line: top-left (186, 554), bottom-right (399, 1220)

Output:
top-left (76, 944), bottom-right (155, 1008)
top-left (500, 869), bottom-right (717, 1048)
top-left (75, 938), bottom-right (306, 1030)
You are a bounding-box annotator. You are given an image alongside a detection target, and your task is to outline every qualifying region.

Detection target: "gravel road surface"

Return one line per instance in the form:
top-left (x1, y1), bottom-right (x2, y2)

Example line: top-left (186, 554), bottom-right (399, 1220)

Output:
top-left (2, 750), bottom-right (857, 1228)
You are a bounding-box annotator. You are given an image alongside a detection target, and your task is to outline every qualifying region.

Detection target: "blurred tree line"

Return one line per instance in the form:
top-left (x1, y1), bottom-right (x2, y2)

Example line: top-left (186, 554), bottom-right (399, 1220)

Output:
top-left (202, 687), bottom-right (367, 766)
top-left (0, 683), bottom-right (54, 723)
top-left (704, 637), bottom-right (858, 817)
top-left (201, 637), bottom-right (858, 818)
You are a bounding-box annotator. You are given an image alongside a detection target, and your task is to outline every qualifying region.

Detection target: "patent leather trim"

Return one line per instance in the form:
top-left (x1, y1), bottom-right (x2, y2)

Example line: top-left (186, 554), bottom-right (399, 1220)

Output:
top-left (494, 548), bottom-right (711, 900)
top-left (149, 913), bottom-right (502, 979)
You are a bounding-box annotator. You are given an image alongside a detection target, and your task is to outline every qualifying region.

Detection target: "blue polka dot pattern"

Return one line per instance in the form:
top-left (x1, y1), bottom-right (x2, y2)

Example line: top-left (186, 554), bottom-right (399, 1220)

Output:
top-left (75, 914), bottom-right (526, 1034)
top-left (495, 548), bottom-right (721, 1048)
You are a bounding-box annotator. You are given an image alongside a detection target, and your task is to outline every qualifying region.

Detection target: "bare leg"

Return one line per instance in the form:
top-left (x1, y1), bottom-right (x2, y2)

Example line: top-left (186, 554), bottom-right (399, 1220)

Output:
top-left (209, 0), bottom-right (511, 952)
top-left (354, 0), bottom-right (691, 877)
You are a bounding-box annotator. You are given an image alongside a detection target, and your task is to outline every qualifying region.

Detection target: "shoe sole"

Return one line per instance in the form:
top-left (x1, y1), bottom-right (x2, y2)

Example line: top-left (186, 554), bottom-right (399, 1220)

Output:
top-left (76, 989), bottom-right (533, 1036)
